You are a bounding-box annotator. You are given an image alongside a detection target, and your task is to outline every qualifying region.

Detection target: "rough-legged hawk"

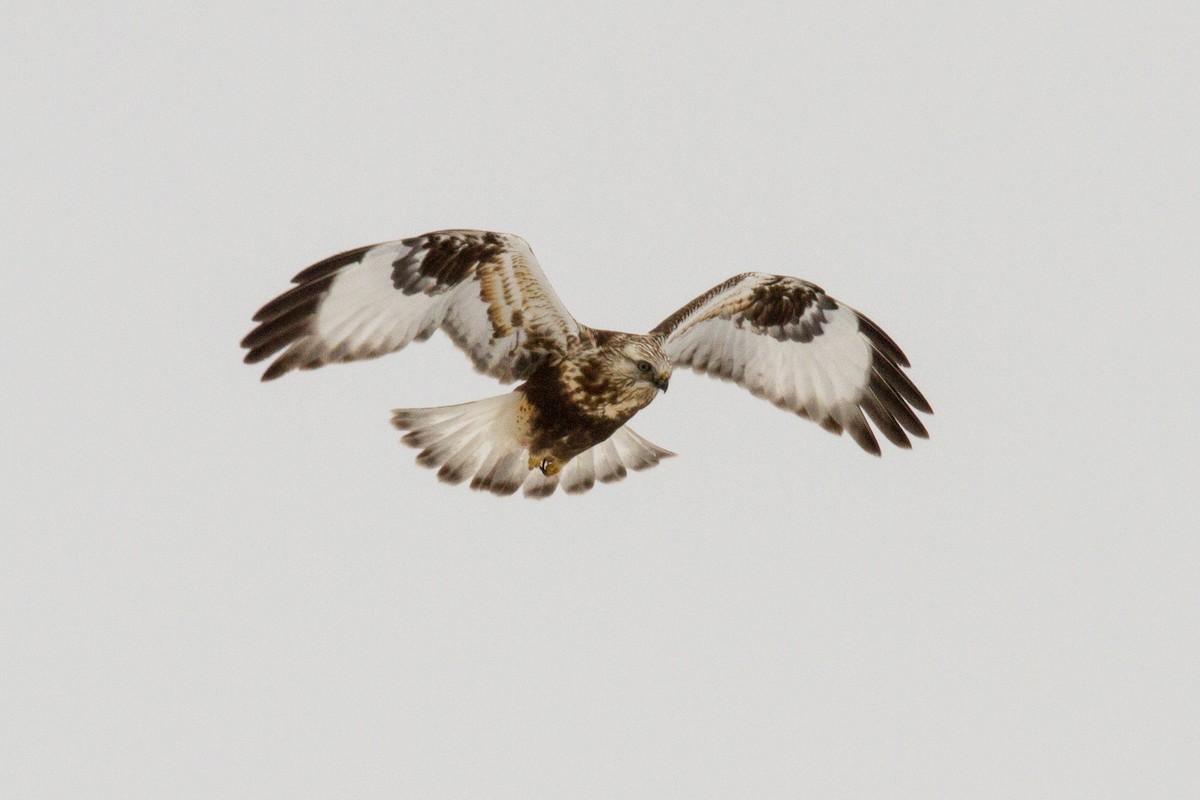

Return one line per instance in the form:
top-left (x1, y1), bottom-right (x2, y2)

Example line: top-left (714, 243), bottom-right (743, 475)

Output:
top-left (242, 230), bottom-right (932, 497)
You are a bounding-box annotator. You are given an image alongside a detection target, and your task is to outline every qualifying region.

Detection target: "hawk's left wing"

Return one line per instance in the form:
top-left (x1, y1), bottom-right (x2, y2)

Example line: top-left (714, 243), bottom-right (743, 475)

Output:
top-left (241, 230), bottom-right (581, 382)
top-left (652, 272), bottom-right (932, 455)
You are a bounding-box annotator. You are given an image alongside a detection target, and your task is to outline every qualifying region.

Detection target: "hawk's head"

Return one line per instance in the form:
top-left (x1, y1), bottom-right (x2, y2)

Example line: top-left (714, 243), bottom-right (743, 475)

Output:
top-left (614, 337), bottom-right (672, 396)
top-left (569, 331), bottom-right (674, 419)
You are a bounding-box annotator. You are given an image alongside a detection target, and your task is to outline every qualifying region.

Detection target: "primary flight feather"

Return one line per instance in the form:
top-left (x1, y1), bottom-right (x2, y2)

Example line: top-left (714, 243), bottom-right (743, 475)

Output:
top-left (242, 229), bottom-right (932, 497)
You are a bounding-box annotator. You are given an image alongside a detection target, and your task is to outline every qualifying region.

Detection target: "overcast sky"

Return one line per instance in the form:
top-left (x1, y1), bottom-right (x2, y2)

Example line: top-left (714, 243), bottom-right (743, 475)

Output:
top-left (3, 1), bottom-right (1198, 797)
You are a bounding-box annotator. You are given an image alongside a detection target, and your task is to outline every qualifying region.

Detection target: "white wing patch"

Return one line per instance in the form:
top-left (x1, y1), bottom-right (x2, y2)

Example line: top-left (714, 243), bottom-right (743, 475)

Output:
top-left (673, 301), bottom-right (871, 422)
top-left (313, 242), bottom-right (446, 359)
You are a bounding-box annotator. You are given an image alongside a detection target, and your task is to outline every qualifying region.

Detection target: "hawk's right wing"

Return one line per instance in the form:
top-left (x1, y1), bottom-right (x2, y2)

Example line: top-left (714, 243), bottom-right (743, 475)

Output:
top-left (241, 230), bottom-right (582, 382)
top-left (652, 272), bottom-right (931, 455)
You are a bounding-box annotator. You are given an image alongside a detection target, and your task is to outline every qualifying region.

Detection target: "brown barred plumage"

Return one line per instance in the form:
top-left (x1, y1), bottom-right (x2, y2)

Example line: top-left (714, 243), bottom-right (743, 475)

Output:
top-left (243, 231), bottom-right (930, 496)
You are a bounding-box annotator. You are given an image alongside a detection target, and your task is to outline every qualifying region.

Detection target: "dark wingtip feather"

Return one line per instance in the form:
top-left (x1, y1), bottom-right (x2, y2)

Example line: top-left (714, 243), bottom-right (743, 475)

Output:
top-left (869, 370), bottom-right (928, 439)
top-left (847, 413), bottom-right (882, 456)
top-left (243, 341), bottom-right (288, 366)
top-left (855, 310), bottom-right (911, 368)
top-left (241, 319), bottom-right (313, 367)
top-left (243, 245), bottom-right (373, 377)
top-left (861, 394), bottom-right (912, 449)
top-left (252, 277), bottom-right (335, 324)
top-left (818, 416), bottom-right (844, 435)
top-left (907, 391), bottom-right (933, 417)
top-left (290, 243), bottom-right (375, 284)
top-left (260, 360), bottom-right (292, 381)
top-left (873, 352), bottom-right (932, 416)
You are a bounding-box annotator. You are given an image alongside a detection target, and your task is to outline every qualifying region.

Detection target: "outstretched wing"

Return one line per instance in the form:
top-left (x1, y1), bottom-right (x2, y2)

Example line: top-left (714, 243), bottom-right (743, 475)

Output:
top-left (651, 272), bottom-right (932, 455)
top-left (241, 230), bottom-right (581, 382)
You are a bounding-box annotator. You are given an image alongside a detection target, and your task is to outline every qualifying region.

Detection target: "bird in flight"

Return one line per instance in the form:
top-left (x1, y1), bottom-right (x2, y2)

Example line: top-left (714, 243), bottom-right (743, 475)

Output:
top-left (242, 230), bottom-right (931, 497)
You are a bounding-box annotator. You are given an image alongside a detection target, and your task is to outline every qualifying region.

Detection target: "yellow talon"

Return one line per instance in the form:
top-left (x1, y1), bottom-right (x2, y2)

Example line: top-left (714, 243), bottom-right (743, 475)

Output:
top-left (529, 455), bottom-right (562, 476)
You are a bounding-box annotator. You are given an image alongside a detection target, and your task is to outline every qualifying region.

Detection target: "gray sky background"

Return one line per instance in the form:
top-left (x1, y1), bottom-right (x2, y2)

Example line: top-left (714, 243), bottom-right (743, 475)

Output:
top-left (3, 1), bottom-right (1198, 797)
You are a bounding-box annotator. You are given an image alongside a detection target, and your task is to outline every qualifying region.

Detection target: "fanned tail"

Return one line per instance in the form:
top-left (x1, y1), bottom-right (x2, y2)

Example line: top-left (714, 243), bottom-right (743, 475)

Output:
top-left (391, 394), bottom-right (529, 496)
top-left (390, 394), bottom-right (674, 498)
top-left (558, 427), bottom-right (676, 495)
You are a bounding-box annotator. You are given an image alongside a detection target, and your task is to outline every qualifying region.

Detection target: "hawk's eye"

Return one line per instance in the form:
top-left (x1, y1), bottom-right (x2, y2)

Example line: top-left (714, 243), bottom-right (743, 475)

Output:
top-left (636, 360), bottom-right (652, 373)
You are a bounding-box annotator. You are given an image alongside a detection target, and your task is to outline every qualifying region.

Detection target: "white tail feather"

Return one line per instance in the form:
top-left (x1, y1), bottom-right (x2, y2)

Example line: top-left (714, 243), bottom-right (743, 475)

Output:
top-left (390, 393), bottom-right (674, 498)
top-left (559, 427), bottom-right (676, 494)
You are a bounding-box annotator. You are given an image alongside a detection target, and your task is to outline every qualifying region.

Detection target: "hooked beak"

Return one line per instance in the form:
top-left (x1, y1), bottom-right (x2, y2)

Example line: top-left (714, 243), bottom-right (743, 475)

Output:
top-left (653, 373), bottom-right (670, 393)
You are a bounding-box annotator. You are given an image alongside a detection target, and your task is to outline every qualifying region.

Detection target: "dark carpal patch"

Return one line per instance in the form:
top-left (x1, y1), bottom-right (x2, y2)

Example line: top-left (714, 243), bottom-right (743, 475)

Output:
top-left (394, 230), bottom-right (505, 294)
top-left (741, 280), bottom-right (822, 329)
